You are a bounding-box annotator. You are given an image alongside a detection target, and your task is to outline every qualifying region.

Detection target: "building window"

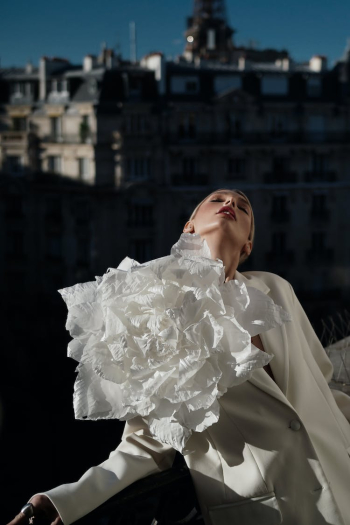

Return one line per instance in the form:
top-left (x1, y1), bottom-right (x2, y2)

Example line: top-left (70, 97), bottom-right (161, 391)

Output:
top-left (126, 158), bottom-right (151, 180)
top-left (25, 83), bottom-right (32, 96)
top-left (307, 115), bottom-right (325, 141)
top-left (311, 193), bottom-right (329, 220)
top-left (227, 113), bottom-right (243, 139)
top-left (78, 158), bottom-right (90, 180)
top-left (261, 75), bottom-right (288, 96)
top-left (268, 114), bottom-right (287, 136)
top-left (186, 81), bottom-right (198, 92)
top-left (182, 157), bottom-right (197, 177)
top-left (13, 82), bottom-right (25, 97)
top-left (307, 76), bottom-right (322, 97)
top-left (227, 158), bottom-right (245, 179)
top-left (271, 194), bottom-right (289, 222)
top-left (50, 116), bottom-right (62, 139)
top-left (272, 232), bottom-right (286, 255)
top-left (305, 153), bottom-right (333, 182)
top-left (129, 239), bottom-right (154, 263)
top-left (6, 156), bottom-right (23, 175)
top-left (48, 156), bottom-right (62, 173)
top-left (128, 200), bottom-right (154, 227)
top-left (178, 113), bottom-right (196, 139)
top-left (311, 231), bottom-right (326, 253)
top-left (170, 76), bottom-right (199, 94)
top-left (207, 29), bottom-right (216, 50)
top-left (12, 117), bottom-right (27, 131)
top-left (46, 234), bottom-right (62, 259)
top-left (51, 79), bottom-right (68, 93)
top-left (125, 114), bottom-right (147, 135)
top-left (306, 231), bottom-right (333, 263)
top-left (312, 153), bottom-right (329, 173)
top-left (128, 76), bottom-right (142, 99)
top-left (214, 76), bottom-right (241, 94)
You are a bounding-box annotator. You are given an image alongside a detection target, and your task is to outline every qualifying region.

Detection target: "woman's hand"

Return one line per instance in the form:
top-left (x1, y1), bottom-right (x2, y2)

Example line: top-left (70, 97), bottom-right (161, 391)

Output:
top-left (7, 495), bottom-right (62, 525)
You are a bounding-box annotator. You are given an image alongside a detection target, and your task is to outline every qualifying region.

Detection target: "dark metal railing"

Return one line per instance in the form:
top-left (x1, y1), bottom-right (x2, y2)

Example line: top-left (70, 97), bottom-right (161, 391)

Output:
top-left (163, 131), bottom-right (350, 146)
top-left (75, 464), bottom-right (204, 525)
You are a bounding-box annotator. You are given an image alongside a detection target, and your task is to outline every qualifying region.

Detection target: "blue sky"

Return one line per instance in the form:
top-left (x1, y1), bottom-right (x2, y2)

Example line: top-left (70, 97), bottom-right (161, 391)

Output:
top-left (1, 0), bottom-right (349, 68)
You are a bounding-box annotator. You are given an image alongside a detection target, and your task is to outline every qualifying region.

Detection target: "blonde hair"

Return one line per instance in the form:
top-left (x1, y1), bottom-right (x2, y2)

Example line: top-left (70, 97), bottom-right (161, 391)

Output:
top-left (186, 188), bottom-right (255, 266)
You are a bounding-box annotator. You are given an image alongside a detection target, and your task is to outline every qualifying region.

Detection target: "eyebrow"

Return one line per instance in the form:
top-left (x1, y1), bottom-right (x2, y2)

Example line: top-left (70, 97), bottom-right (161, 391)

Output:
top-left (209, 192), bottom-right (251, 211)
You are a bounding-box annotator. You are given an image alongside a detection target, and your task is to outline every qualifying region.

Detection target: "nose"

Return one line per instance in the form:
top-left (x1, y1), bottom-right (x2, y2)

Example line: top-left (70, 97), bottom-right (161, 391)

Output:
top-left (225, 197), bottom-right (235, 207)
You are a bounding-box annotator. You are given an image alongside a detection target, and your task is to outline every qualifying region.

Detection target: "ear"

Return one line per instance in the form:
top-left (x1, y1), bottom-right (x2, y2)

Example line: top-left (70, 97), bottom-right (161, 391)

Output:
top-left (241, 240), bottom-right (252, 257)
top-left (183, 221), bottom-right (194, 233)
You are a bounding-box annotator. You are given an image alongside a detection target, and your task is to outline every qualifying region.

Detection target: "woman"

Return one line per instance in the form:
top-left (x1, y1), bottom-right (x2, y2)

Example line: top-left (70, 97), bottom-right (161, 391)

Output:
top-left (9, 188), bottom-right (350, 525)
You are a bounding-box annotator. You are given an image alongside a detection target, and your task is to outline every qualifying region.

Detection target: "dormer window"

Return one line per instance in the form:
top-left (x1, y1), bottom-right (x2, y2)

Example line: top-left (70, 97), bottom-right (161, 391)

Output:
top-left (261, 75), bottom-right (288, 96)
top-left (307, 76), bottom-right (322, 97)
top-left (171, 76), bottom-right (199, 94)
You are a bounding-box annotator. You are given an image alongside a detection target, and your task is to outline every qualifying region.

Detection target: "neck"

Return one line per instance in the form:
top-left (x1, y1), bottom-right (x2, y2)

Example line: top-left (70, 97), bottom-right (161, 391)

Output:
top-left (203, 235), bottom-right (241, 283)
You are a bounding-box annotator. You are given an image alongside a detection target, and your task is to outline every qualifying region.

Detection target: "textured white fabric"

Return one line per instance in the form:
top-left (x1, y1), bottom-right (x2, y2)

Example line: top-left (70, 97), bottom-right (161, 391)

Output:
top-left (58, 233), bottom-right (291, 453)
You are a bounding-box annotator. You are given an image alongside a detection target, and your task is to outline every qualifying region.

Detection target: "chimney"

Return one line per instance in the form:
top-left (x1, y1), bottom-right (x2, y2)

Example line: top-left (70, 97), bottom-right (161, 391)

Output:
top-left (25, 60), bottom-right (33, 74)
top-left (238, 56), bottom-right (251, 70)
top-left (275, 57), bottom-right (291, 71)
top-left (83, 55), bottom-right (97, 72)
top-left (39, 56), bottom-right (70, 100)
top-left (309, 55), bottom-right (327, 72)
top-left (141, 52), bottom-right (165, 95)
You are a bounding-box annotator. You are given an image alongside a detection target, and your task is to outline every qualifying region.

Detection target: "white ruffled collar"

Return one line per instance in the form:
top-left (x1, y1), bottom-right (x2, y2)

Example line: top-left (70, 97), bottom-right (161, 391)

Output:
top-left (58, 232), bottom-right (291, 454)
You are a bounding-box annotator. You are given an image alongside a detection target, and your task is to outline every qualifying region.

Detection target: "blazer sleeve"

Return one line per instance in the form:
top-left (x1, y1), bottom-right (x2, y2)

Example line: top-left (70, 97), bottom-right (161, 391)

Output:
top-left (30, 417), bottom-right (176, 525)
top-left (289, 282), bottom-right (350, 423)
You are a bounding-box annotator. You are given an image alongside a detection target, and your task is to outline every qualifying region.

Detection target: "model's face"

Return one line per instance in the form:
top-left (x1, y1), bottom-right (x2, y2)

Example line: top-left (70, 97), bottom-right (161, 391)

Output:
top-left (186, 191), bottom-right (252, 250)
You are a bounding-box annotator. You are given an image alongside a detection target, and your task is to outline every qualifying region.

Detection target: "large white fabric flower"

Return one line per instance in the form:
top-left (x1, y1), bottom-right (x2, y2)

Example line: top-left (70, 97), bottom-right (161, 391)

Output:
top-left (58, 233), bottom-right (291, 453)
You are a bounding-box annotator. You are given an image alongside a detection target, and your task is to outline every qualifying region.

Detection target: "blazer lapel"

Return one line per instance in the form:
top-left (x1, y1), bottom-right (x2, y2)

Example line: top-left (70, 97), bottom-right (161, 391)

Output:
top-left (234, 271), bottom-right (292, 410)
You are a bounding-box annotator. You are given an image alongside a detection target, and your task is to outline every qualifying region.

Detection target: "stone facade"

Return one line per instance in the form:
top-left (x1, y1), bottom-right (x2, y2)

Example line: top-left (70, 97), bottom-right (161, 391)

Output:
top-left (1, 25), bottom-right (350, 327)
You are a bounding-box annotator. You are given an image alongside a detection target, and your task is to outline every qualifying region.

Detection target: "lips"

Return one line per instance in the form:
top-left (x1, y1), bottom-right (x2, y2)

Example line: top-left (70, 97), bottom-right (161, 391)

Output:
top-left (216, 206), bottom-right (236, 220)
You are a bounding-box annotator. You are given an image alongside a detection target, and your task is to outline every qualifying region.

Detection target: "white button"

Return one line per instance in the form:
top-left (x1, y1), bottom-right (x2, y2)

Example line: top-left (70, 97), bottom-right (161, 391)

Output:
top-left (290, 419), bottom-right (301, 431)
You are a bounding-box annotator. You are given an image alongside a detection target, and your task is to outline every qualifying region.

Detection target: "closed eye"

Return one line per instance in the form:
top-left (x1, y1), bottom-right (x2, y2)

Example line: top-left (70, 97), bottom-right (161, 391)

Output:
top-left (210, 199), bottom-right (249, 214)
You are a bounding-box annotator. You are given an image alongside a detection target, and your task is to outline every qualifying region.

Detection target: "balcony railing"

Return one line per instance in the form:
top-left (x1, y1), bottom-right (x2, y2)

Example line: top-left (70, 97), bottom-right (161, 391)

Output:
top-left (310, 209), bottom-right (330, 221)
top-left (270, 210), bottom-right (291, 223)
top-left (305, 248), bottom-right (334, 264)
top-left (0, 131), bottom-right (32, 145)
top-left (265, 250), bottom-right (295, 264)
top-left (41, 133), bottom-right (97, 145)
top-left (264, 171), bottom-right (297, 184)
top-left (163, 131), bottom-right (350, 146)
top-left (304, 171), bottom-right (337, 182)
top-left (171, 173), bottom-right (209, 186)
top-left (76, 464), bottom-right (204, 525)
top-left (9, 93), bottom-right (35, 105)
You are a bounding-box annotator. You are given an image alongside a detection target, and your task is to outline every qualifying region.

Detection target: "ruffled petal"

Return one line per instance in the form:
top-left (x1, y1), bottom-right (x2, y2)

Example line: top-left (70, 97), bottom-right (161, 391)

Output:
top-left (58, 232), bottom-right (291, 453)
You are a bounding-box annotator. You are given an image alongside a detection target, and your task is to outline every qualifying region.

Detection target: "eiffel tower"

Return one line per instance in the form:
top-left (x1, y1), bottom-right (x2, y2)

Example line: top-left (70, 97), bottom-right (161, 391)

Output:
top-left (184, 0), bottom-right (235, 63)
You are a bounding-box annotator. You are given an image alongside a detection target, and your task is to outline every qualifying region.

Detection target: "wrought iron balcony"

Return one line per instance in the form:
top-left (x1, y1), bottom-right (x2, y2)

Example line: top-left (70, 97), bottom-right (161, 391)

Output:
top-left (163, 131), bottom-right (350, 146)
top-left (305, 248), bottom-right (334, 264)
top-left (310, 209), bottom-right (330, 221)
top-left (263, 171), bottom-right (297, 184)
top-left (41, 133), bottom-right (97, 145)
top-left (9, 93), bottom-right (35, 105)
top-left (265, 250), bottom-right (295, 264)
top-left (171, 173), bottom-right (209, 186)
top-left (304, 171), bottom-right (337, 182)
top-left (270, 210), bottom-right (291, 223)
top-left (0, 131), bottom-right (33, 145)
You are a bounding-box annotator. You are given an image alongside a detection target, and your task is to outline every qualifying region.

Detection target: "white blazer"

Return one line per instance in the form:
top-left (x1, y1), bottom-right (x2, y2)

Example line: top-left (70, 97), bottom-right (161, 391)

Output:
top-left (39, 271), bottom-right (350, 525)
